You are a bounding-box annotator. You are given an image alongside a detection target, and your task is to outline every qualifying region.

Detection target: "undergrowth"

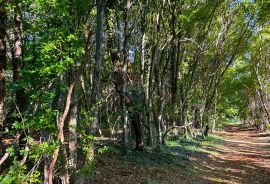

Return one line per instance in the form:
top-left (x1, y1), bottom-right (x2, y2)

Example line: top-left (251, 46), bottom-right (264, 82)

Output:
top-left (96, 134), bottom-right (223, 168)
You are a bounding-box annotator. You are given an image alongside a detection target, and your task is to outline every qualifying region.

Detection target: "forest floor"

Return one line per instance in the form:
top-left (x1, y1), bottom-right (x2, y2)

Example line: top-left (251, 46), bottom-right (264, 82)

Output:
top-left (94, 125), bottom-right (270, 184)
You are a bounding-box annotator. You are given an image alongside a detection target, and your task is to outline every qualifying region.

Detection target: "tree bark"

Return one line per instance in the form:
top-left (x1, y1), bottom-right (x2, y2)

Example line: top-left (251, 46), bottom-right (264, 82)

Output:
top-left (91, 0), bottom-right (105, 130)
top-left (121, 0), bottom-right (131, 152)
top-left (69, 87), bottom-right (78, 174)
top-left (13, 2), bottom-right (27, 114)
top-left (0, 3), bottom-right (6, 129)
top-left (254, 58), bottom-right (270, 125)
top-left (147, 10), bottom-right (161, 145)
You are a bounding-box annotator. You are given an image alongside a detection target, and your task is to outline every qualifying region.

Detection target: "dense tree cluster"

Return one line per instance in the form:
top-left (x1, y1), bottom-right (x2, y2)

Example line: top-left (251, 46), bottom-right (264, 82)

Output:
top-left (0, 0), bottom-right (269, 183)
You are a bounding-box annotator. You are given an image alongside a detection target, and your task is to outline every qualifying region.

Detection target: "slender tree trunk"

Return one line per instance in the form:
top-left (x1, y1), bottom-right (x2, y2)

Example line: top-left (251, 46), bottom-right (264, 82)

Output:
top-left (67, 71), bottom-right (78, 182)
top-left (13, 2), bottom-right (26, 114)
top-left (154, 49), bottom-right (167, 144)
top-left (193, 106), bottom-right (200, 129)
top-left (13, 3), bottom-right (22, 83)
top-left (147, 44), bottom-right (158, 145)
top-left (170, 45), bottom-right (177, 104)
top-left (140, 32), bottom-right (148, 141)
top-left (121, 0), bottom-right (131, 152)
top-left (170, 14), bottom-right (177, 108)
top-left (12, 3), bottom-right (27, 125)
top-left (179, 83), bottom-right (186, 126)
top-left (157, 73), bottom-right (165, 144)
top-left (147, 11), bottom-right (161, 145)
top-left (212, 90), bottom-right (218, 132)
top-left (116, 14), bottom-right (121, 54)
top-left (12, 2), bottom-right (29, 159)
top-left (60, 145), bottom-right (69, 184)
top-left (203, 106), bottom-right (210, 137)
top-left (140, 32), bottom-right (146, 82)
top-left (0, 3), bottom-right (6, 129)
top-left (254, 60), bottom-right (270, 124)
top-left (91, 0), bottom-right (105, 133)
top-left (69, 88), bottom-right (78, 173)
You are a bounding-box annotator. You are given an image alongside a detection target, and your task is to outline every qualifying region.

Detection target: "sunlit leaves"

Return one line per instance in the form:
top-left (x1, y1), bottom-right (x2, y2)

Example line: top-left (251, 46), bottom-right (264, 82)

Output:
top-left (259, 26), bottom-right (270, 40)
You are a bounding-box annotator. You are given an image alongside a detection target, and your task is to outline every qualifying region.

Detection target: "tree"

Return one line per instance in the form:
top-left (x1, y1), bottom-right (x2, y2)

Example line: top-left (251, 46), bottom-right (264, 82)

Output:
top-left (0, 2), bottom-right (7, 129)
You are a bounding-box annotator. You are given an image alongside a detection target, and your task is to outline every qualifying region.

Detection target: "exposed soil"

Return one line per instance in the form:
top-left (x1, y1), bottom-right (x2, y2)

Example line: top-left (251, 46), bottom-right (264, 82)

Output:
top-left (94, 125), bottom-right (270, 184)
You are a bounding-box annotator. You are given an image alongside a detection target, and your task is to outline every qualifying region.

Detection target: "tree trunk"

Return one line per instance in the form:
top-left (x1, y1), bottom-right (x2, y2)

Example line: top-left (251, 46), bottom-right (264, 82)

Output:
top-left (13, 2), bottom-right (27, 114)
top-left (203, 107), bottom-right (210, 137)
top-left (121, 0), bottom-right (131, 152)
top-left (157, 75), bottom-right (165, 144)
top-left (91, 0), bottom-right (105, 133)
top-left (0, 3), bottom-right (6, 129)
top-left (140, 33), bottom-right (146, 82)
top-left (193, 106), bottom-right (200, 129)
top-left (211, 90), bottom-right (218, 132)
top-left (69, 86), bottom-right (78, 178)
top-left (60, 145), bottom-right (69, 184)
top-left (254, 60), bottom-right (270, 125)
top-left (147, 44), bottom-right (158, 145)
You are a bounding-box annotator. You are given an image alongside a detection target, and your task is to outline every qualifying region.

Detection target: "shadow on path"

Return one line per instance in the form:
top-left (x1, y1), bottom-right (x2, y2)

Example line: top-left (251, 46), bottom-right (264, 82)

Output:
top-left (191, 125), bottom-right (270, 184)
top-left (93, 125), bottom-right (270, 184)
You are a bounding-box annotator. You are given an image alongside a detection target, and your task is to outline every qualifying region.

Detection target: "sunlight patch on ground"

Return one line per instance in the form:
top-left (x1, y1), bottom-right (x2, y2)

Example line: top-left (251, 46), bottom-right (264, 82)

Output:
top-left (94, 125), bottom-right (270, 184)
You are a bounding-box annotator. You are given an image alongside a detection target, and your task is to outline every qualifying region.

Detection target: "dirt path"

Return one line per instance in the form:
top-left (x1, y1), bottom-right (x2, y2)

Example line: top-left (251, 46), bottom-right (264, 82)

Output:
top-left (192, 125), bottom-right (270, 184)
top-left (94, 125), bottom-right (270, 184)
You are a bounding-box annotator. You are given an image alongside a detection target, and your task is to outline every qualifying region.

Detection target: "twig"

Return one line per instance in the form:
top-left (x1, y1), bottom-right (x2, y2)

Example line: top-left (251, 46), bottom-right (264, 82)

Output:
top-left (0, 153), bottom-right (9, 166)
top-left (27, 155), bottom-right (42, 176)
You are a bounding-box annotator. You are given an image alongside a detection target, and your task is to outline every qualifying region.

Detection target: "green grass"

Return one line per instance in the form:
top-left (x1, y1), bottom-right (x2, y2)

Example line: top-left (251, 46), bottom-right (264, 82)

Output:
top-left (94, 135), bottom-right (224, 184)
top-left (223, 118), bottom-right (242, 125)
top-left (217, 118), bottom-right (242, 129)
top-left (167, 134), bottom-right (223, 155)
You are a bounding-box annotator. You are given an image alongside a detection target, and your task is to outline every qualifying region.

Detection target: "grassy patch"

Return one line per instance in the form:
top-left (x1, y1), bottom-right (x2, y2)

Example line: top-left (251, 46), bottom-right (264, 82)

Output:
top-left (223, 118), bottom-right (242, 125)
top-left (120, 146), bottom-right (189, 168)
top-left (217, 118), bottom-right (242, 129)
top-left (166, 134), bottom-right (223, 156)
top-left (94, 134), bottom-right (224, 184)
top-left (96, 134), bottom-right (223, 168)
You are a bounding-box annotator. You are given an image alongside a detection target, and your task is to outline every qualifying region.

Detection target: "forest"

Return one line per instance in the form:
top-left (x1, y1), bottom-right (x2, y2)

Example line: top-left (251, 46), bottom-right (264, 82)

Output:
top-left (0, 0), bottom-right (270, 183)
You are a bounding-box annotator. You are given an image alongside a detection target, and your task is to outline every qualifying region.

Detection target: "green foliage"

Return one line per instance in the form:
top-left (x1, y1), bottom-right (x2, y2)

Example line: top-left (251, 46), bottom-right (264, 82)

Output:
top-left (0, 161), bottom-right (42, 184)
top-left (0, 163), bottom-right (23, 184)
top-left (146, 178), bottom-right (158, 184)
top-left (6, 147), bottom-right (15, 156)
top-left (223, 118), bottom-right (241, 125)
top-left (266, 124), bottom-right (270, 130)
top-left (218, 59), bottom-right (254, 120)
top-left (28, 141), bottom-right (57, 161)
top-left (2, 0), bottom-right (270, 182)
top-left (96, 134), bottom-right (222, 170)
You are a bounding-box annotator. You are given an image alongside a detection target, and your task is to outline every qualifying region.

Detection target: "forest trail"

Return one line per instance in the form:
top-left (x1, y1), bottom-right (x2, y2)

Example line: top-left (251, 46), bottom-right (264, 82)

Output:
top-left (191, 125), bottom-right (270, 184)
top-left (94, 125), bottom-right (270, 184)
